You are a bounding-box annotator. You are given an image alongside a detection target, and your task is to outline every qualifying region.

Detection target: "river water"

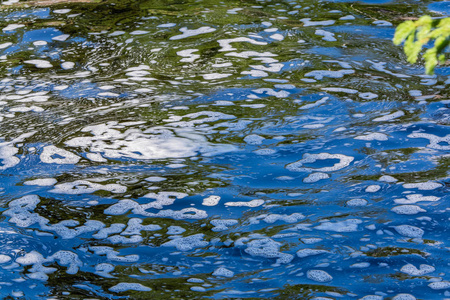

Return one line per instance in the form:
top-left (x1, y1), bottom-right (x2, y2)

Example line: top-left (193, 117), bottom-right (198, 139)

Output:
top-left (0, 0), bottom-right (449, 299)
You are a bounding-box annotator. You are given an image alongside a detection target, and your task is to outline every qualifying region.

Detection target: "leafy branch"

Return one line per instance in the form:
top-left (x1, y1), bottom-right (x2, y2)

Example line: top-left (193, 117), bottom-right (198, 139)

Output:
top-left (393, 16), bottom-right (450, 74)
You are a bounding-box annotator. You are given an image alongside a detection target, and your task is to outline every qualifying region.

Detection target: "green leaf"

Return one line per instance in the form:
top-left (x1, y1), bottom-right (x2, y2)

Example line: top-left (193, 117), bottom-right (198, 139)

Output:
top-left (404, 34), bottom-right (421, 64)
top-left (393, 21), bottom-right (415, 45)
top-left (423, 48), bottom-right (437, 75)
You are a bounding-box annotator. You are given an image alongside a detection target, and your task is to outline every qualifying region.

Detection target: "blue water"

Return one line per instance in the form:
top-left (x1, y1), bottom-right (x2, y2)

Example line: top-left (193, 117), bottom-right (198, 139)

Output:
top-left (0, 0), bottom-right (449, 299)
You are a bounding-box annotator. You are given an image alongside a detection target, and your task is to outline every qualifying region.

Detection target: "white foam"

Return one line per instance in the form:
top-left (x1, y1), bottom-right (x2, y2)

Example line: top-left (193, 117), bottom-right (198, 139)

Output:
top-left (40, 145), bottom-right (80, 164)
top-left (86, 152), bottom-right (107, 162)
top-left (400, 264), bottom-right (435, 276)
top-left (296, 249), bottom-right (329, 258)
top-left (211, 219), bottom-right (238, 232)
top-left (263, 213), bottom-right (304, 224)
top-left (355, 133), bottom-right (388, 141)
top-left (359, 92), bottom-right (378, 100)
top-left (0, 255), bottom-right (11, 263)
top-left (315, 219), bottom-right (362, 232)
top-left (212, 267), bottom-right (234, 277)
top-left (50, 251), bottom-right (82, 274)
top-left (403, 181), bottom-right (442, 190)
top-left (187, 278), bottom-right (204, 283)
top-left (121, 218), bottom-right (161, 236)
top-left (254, 148), bottom-right (277, 155)
top-left (224, 199), bottom-right (264, 207)
top-left (394, 194), bottom-right (439, 204)
top-left (340, 15), bottom-right (356, 20)
top-left (392, 294), bottom-right (416, 300)
top-left (0, 42), bottom-right (12, 49)
top-left (50, 180), bottom-right (126, 194)
top-left (322, 87), bottom-right (358, 94)
top-left (315, 29), bottom-right (336, 41)
top-left (379, 175), bottom-right (398, 183)
top-left (162, 233), bottom-right (209, 251)
top-left (301, 237), bottom-right (322, 244)
top-left (3, 195), bottom-right (48, 228)
top-left (350, 262), bottom-right (370, 268)
top-left (95, 263), bottom-right (115, 278)
top-left (373, 111), bottom-right (404, 122)
top-left (52, 34), bottom-right (70, 41)
top-left (177, 49), bottom-right (200, 63)
top-left (203, 73), bottom-right (232, 80)
top-left (244, 134), bottom-right (265, 145)
top-left (2, 24), bottom-right (25, 31)
top-left (170, 26), bottom-right (216, 40)
top-left (391, 205), bottom-right (426, 215)
top-left (287, 153), bottom-right (354, 172)
top-left (307, 270), bottom-right (333, 282)
top-left (301, 18), bottom-right (335, 26)
top-left (61, 62), bottom-right (75, 70)
top-left (394, 225), bottom-right (424, 238)
top-left (167, 226), bottom-right (186, 235)
top-left (54, 9), bottom-right (71, 14)
top-left (24, 60), bottom-right (52, 68)
top-left (428, 281), bottom-right (450, 290)
top-left (66, 120), bottom-right (236, 160)
top-left (93, 224), bottom-right (126, 239)
top-left (130, 30), bottom-right (149, 35)
top-left (145, 176), bottom-right (166, 182)
top-left (143, 192), bottom-right (188, 209)
top-left (202, 195), bottom-right (221, 206)
top-left (109, 283), bottom-right (151, 293)
top-left (303, 172), bottom-right (329, 183)
top-left (0, 143), bottom-right (20, 170)
top-left (346, 199), bottom-right (368, 206)
top-left (225, 51), bottom-right (277, 58)
top-left (218, 37), bottom-right (267, 52)
top-left (359, 296), bottom-right (383, 300)
top-left (365, 185), bottom-right (381, 193)
top-left (408, 132), bottom-right (450, 150)
top-left (270, 33), bottom-right (284, 41)
top-left (242, 238), bottom-right (293, 264)
top-left (305, 70), bottom-right (354, 80)
top-left (24, 178), bottom-right (57, 186)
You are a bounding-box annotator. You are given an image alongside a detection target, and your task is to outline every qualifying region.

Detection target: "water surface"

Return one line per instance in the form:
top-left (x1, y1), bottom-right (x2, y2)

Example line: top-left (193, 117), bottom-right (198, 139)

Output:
top-left (0, 0), bottom-right (449, 299)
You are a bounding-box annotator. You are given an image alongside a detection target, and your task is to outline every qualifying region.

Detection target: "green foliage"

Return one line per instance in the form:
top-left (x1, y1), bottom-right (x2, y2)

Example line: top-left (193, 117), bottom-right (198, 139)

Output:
top-left (393, 16), bottom-right (450, 74)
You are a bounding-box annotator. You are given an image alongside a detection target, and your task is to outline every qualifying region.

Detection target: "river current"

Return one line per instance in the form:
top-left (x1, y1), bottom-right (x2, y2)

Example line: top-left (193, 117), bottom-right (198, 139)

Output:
top-left (0, 0), bottom-right (449, 299)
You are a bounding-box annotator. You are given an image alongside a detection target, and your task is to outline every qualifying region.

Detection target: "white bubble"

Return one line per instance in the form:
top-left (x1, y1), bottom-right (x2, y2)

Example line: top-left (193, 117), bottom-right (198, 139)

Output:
top-left (162, 234), bottom-right (209, 251)
top-left (50, 180), bottom-right (126, 195)
top-left (109, 283), bottom-right (151, 293)
top-left (365, 185), bottom-right (381, 193)
top-left (24, 60), bottom-right (52, 68)
top-left (296, 249), bottom-right (329, 258)
top-left (170, 26), bottom-right (216, 40)
top-left (394, 225), bottom-right (424, 238)
top-left (202, 195), bottom-right (221, 206)
top-left (379, 175), bottom-right (398, 183)
top-left (23, 178), bottom-right (57, 186)
top-left (287, 153), bottom-right (354, 172)
top-left (303, 172), bottom-right (329, 183)
top-left (212, 267), bottom-right (234, 278)
top-left (400, 264), bottom-right (435, 276)
top-left (350, 262), bottom-right (370, 268)
top-left (307, 270), bottom-right (333, 282)
top-left (403, 181), bottom-right (442, 190)
top-left (224, 199), bottom-right (264, 207)
top-left (391, 205), bottom-right (426, 215)
top-left (392, 294), bottom-right (416, 300)
top-left (40, 145), bottom-right (80, 164)
top-left (428, 281), bottom-right (450, 290)
top-left (346, 199), bottom-right (368, 207)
